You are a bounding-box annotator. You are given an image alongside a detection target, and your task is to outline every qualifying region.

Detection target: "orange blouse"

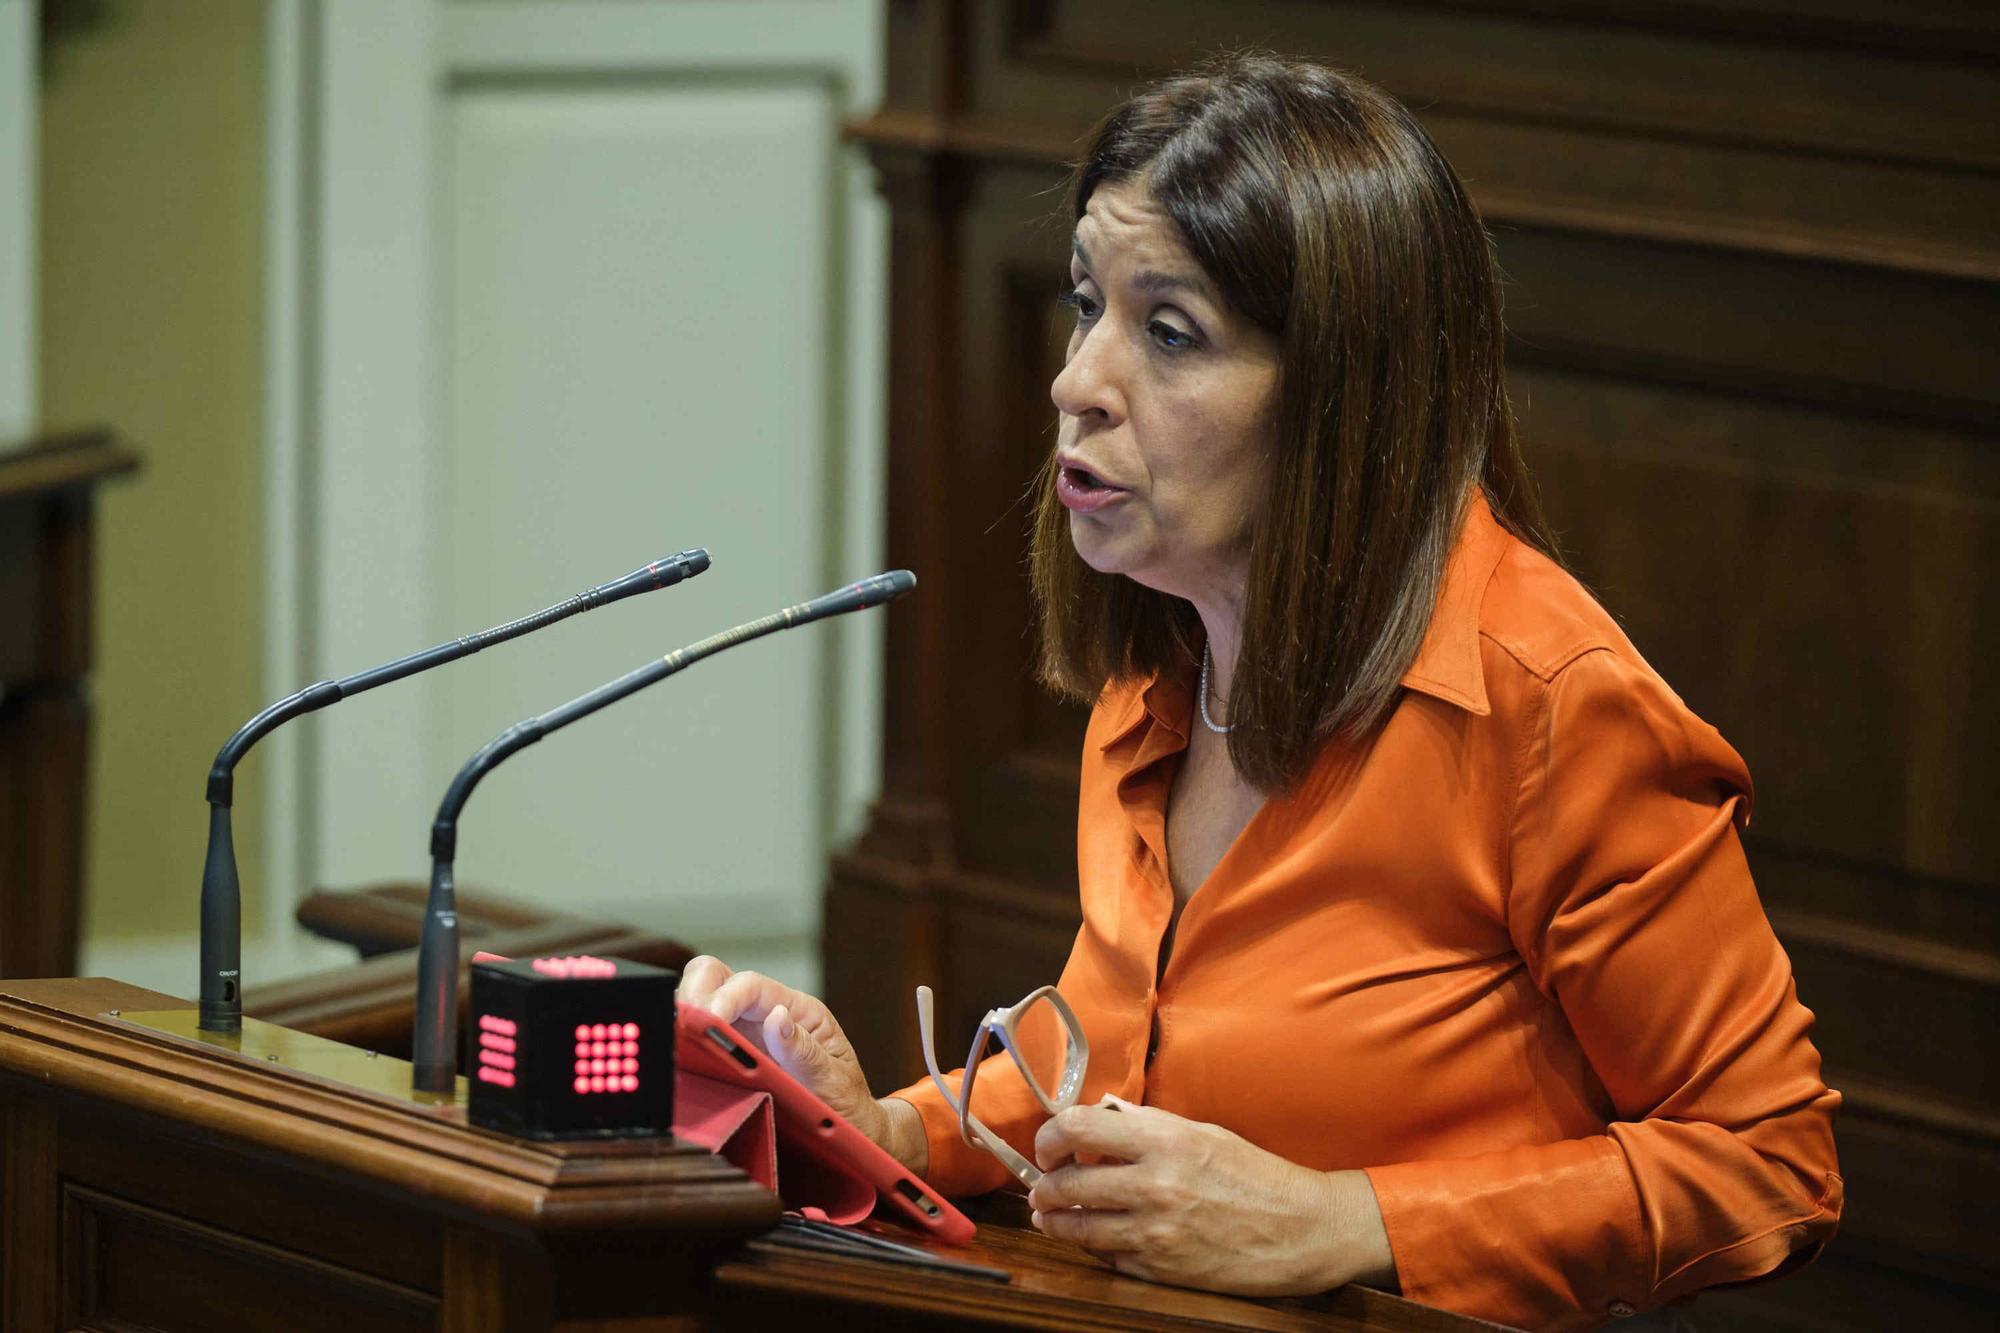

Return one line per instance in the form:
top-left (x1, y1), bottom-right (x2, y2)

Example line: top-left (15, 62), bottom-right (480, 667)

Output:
top-left (891, 492), bottom-right (1842, 1330)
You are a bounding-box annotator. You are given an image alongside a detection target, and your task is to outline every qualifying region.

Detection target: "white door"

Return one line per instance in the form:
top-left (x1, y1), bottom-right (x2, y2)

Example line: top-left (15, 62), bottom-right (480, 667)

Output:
top-left (265, 0), bottom-right (885, 990)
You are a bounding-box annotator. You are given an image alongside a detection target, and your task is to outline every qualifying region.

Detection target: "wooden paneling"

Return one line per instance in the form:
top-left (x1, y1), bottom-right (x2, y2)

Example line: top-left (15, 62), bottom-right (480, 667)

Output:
top-left (0, 1096), bottom-right (59, 1333)
top-left (1516, 364), bottom-right (2000, 879)
top-left (996, 3), bottom-right (2000, 171)
top-left (832, 1), bottom-right (2000, 1326)
top-left (1826, 1076), bottom-right (2000, 1278)
top-left (59, 1105), bottom-right (446, 1296)
top-left (65, 1185), bottom-right (438, 1333)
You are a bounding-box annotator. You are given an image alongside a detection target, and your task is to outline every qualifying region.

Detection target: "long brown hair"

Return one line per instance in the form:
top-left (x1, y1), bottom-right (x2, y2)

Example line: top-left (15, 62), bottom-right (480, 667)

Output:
top-left (1031, 53), bottom-right (1556, 791)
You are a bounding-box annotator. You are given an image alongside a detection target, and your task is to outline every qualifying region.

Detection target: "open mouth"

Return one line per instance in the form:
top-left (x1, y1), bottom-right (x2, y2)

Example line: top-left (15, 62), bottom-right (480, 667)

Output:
top-left (1056, 461), bottom-right (1129, 512)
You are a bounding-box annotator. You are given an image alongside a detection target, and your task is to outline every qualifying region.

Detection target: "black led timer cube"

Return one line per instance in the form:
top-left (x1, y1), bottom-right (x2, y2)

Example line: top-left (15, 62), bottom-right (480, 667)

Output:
top-left (466, 954), bottom-right (676, 1140)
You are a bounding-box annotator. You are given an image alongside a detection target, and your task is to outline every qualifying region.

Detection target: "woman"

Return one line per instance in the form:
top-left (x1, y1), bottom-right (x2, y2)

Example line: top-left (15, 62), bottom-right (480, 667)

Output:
top-left (679, 54), bottom-right (1841, 1330)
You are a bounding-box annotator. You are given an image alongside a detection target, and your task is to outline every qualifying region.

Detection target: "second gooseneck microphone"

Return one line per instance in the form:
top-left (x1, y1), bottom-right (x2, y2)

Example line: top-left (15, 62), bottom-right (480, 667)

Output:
top-left (198, 549), bottom-right (710, 1033)
top-left (409, 569), bottom-right (917, 1093)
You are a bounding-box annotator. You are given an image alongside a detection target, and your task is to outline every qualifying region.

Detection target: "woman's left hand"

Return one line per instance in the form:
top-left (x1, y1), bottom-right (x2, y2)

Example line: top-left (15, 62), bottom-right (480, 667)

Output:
top-left (1027, 1096), bottom-right (1396, 1297)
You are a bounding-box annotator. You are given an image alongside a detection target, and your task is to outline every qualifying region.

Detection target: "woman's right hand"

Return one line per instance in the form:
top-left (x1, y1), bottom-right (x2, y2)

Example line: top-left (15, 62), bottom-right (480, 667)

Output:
top-left (676, 955), bottom-right (925, 1171)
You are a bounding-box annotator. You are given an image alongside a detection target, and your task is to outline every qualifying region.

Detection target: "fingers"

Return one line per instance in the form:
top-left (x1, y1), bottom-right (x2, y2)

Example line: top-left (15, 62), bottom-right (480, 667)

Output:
top-left (1031, 1203), bottom-right (1145, 1254)
top-left (763, 1003), bottom-right (834, 1088)
top-left (760, 1001), bottom-right (884, 1141)
top-left (675, 955), bottom-right (734, 1010)
top-left (690, 965), bottom-right (836, 1040)
top-left (1034, 1099), bottom-right (1157, 1172)
top-left (1027, 1162), bottom-right (1154, 1215)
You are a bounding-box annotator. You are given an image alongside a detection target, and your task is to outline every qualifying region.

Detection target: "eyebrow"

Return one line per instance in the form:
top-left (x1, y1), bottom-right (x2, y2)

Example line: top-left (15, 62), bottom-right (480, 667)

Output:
top-left (1071, 236), bottom-right (1214, 303)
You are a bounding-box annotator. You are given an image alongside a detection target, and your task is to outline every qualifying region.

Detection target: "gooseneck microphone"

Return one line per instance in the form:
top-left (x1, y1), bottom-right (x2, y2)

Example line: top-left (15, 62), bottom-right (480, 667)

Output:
top-left (199, 549), bottom-right (711, 1033)
top-left (409, 569), bottom-right (917, 1093)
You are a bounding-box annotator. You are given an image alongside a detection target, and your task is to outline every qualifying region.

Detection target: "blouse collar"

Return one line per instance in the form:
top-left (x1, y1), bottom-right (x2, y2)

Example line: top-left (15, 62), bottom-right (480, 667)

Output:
top-left (1096, 487), bottom-right (1511, 755)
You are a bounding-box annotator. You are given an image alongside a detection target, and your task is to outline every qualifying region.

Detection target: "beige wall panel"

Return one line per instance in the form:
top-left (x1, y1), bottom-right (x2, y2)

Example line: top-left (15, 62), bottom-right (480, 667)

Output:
top-left (39, 0), bottom-right (267, 946)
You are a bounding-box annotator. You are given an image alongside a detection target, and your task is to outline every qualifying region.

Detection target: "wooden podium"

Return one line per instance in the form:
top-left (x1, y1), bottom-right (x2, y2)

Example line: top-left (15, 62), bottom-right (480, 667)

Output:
top-left (0, 976), bottom-right (1506, 1332)
top-left (0, 977), bottom-right (775, 1332)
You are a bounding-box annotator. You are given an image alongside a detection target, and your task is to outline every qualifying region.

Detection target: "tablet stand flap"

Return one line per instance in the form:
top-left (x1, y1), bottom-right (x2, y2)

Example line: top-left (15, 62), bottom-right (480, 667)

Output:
top-left (769, 1131), bottom-right (879, 1225)
top-left (674, 1068), bottom-right (777, 1192)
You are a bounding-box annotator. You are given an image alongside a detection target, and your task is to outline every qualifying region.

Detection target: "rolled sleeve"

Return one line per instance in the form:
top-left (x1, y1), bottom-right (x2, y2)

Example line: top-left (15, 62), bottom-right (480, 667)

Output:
top-left (1370, 648), bottom-right (1842, 1329)
top-left (887, 1072), bottom-right (1016, 1197)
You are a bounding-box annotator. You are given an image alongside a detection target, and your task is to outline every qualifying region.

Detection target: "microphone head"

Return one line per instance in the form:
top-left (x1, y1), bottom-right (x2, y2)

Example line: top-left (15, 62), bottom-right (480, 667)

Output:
top-left (793, 569), bottom-right (919, 624)
top-left (594, 548), bottom-right (711, 607)
top-left (856, 569), bottom-right (916, 607)
top-left (649, 548), bottom-right (709, 587)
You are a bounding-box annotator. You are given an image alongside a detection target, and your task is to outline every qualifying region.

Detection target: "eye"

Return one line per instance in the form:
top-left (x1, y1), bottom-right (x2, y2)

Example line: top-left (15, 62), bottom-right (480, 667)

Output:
top-left (1147, 318), bottom-right (1198, 352)
top-left (1056, 286), bottom-right (1102, 323)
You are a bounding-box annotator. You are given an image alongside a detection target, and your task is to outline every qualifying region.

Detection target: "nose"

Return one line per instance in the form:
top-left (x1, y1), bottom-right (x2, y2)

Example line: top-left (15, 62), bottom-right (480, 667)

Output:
top-left (1050, 322), bottom-right (1126, 427)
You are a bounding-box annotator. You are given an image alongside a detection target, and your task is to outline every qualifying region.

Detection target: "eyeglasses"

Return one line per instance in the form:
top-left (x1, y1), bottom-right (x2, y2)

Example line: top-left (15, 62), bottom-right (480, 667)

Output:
top-left (916, 984), bottom-right (1088, 1188)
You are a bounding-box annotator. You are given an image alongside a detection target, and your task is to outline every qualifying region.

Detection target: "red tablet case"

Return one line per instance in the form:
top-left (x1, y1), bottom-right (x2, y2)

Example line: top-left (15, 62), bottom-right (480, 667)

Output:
top-left (674, 1003), bottom-right (975, 1245)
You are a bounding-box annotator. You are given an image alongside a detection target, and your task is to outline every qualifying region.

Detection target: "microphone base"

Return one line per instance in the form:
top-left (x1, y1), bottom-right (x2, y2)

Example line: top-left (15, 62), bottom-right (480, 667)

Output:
top-left (411, 1062), bottom-right (458, 1096)
top-left (196, 1006), bottom-right (243, 1035)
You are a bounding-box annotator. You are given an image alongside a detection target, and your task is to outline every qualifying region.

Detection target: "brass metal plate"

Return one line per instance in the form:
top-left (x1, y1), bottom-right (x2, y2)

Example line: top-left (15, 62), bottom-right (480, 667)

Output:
top-left (113, 1009), bottom-right (466, 1108)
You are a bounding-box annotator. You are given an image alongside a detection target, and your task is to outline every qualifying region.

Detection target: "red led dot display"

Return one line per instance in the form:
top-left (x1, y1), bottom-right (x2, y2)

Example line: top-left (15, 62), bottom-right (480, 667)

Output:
top-left (531, 954), bottom-right (620, 980)
top-left (567, 1018), bottom-right (643, 1095)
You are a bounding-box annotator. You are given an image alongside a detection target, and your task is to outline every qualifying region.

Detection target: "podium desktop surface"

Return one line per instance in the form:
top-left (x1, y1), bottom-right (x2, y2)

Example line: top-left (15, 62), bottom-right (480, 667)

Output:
top-left (0, 977), bottom-right (1509, 1331)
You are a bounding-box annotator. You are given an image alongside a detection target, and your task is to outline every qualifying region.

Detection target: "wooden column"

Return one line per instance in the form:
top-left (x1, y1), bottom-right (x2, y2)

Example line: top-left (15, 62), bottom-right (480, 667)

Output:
top-left (0, 431), bottom-right (136, 979)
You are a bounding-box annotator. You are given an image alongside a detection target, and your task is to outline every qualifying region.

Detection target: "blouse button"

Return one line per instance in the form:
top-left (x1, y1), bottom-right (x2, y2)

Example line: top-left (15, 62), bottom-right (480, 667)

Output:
top-left (1608, 1301), bottom-right (1637, 1318)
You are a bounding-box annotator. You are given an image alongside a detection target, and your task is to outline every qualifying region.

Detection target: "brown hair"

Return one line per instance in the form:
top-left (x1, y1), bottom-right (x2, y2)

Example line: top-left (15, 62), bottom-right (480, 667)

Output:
top-left (1030, 53), bottom-right (1557, 791)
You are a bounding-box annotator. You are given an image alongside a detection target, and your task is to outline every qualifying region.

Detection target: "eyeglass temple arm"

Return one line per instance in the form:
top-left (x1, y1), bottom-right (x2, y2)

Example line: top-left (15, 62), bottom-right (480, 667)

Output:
top-left (915, 986), bottom-right (1044, 1189)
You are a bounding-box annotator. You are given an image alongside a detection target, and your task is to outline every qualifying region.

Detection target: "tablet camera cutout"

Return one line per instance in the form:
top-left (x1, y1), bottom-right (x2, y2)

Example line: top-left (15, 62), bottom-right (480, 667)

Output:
top-left (467, 955), bottom-right (677, 1140)
top-left (895, 1180), bottom-right (941, 1217)
top-left (703, 1025), bottom-right (760, 1072)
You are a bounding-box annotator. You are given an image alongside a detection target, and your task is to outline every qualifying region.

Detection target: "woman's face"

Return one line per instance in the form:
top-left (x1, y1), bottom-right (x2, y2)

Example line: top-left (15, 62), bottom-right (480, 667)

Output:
top-left (1052, 180), bottom-right (1282, 611)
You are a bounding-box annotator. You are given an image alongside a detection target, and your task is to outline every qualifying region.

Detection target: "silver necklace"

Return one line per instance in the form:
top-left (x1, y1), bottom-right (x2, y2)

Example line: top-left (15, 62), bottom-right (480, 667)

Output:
top-left (1198, 644), bottom-right (1234, 734)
